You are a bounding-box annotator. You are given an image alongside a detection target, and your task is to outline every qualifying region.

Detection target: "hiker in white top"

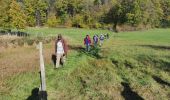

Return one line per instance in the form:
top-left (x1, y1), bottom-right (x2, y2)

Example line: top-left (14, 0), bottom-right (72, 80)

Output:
top-left (55, 34), bottom-right (68, 68)
top-left (99, 34), bottom-right (105, 46)
top-left (57, 40), bottom-right (64, 54)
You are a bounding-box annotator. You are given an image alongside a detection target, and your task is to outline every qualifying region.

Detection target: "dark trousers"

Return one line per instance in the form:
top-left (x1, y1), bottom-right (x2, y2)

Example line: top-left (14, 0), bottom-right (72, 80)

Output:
top-left (86, 44), bottom-right (90, 51)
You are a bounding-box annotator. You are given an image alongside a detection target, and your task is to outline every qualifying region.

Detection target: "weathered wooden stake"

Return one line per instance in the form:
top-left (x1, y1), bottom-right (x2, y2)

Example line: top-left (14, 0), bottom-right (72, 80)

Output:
top-left (39, 42), bottom-right (47, 100)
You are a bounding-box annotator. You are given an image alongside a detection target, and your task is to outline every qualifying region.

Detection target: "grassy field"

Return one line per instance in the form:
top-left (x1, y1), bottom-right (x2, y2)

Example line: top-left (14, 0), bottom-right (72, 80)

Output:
top-left (0, 28), bottom-right (170, 100)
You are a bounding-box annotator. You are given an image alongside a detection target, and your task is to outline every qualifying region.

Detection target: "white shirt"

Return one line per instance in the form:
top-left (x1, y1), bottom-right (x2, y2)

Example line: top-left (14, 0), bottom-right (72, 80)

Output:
top-left (57, 40), bottom-right (64, 54)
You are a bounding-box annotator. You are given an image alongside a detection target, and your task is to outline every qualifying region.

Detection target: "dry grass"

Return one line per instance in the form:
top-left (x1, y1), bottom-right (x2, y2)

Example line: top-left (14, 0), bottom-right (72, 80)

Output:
top-left (0, 42), bottom-right (53, 94)
top-left (0, 35), bottom-right (21, 40)
top-left (0, 47), bottom-right (38, 78)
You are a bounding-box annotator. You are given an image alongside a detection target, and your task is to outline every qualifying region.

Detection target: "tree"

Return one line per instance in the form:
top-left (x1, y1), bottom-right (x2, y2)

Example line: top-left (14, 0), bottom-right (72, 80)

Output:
top-left (94, 0), bottom-right (102, 6)
top-left (8, 0), bottom-right (26, 29)
top-left (23, 0), bottom-right (48, 26)
top-left (126, 0), bottom-right (142, 26)
top-left (1, 0), bottom-right (169, 29)
top-left (139, 0), bottom-right (163, 27)
top-left (150, 0), bottom-right (163, 27)
top-left (101, 0), bottom-right (109, 5)
top-left (55, 0), bottom-right (86, 25)
top-left (36, 0), bottom-right (48, 26)
top-left (0, 0), bottom-right (11, 30)
top-left (23, 0), bottom-right (36, 26)
top-left (0, 0), bottom-right (26, 30)
top-left (104, 0), bottom-right (127, 31)
top-left (47, 14), bottom-right (59, 27)
top-left (160, 0), bottom-right (170, 27)
top-left (55, 0), bottom-right (85, 17)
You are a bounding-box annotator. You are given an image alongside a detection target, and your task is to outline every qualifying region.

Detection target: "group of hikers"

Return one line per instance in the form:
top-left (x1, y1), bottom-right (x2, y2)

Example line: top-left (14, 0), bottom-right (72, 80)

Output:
top-left (84, 33), bottom-right (109, 52)
top-left (54, 33), bottom-right (109, 68)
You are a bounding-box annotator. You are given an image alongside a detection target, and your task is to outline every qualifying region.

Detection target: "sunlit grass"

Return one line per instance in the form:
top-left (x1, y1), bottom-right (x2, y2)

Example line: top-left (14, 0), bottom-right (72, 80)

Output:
top-left (1, 28), bottom-right (170, 100)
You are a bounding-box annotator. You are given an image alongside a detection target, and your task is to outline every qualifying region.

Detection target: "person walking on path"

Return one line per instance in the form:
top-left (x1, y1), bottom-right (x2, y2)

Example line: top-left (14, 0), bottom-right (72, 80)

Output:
top-left (55, 34), bottom-right (68, 68)
top-left (104, 33), bottom-right (107, 39)
top-left (106, 33), bottom-right (109, 39)
top-left (93, 35), bottom-right (98, 47)
top-left (99, 34), bottom-right (105, 46)
top-left (84, 35), bottom-right (91, 51)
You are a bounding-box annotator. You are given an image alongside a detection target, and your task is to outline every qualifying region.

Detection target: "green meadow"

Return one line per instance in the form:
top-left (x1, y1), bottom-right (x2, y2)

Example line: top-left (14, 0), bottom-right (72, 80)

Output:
top-left (0, 28), bottom-right (170, 100)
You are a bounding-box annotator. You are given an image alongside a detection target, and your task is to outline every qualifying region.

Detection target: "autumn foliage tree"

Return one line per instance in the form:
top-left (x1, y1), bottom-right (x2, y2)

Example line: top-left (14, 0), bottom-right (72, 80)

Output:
top-left (9, 0), bottom-right (26, 29)
top-left (0, 0), bottom-right (26, 30)
top-left (0, 0), bottom-right (170, 30)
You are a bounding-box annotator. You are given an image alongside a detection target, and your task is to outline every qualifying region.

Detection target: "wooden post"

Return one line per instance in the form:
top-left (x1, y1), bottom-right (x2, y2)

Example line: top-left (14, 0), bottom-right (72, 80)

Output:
top-left (39, 42), bottom-right (47, 100)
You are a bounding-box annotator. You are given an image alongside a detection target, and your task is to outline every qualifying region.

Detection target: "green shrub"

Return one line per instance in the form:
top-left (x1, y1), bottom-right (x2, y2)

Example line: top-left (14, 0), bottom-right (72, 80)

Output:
top-left (17, 39), bottom-right (24, 47)
top-left (65, 19), bottom-right (73, 27)
top-left (72, 14), bottom-right (84, 28)
top-left (89, 46), bottom-right (101, 58)
top-left (47, 15), bottom-right (59, 27)
top-left (26, 38), bottom-right (34, 46)
top-left (92, 22), bottom-right (102, 29)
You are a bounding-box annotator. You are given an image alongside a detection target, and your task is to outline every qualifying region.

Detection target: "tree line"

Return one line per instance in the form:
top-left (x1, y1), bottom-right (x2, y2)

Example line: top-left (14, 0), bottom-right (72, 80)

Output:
top-left (0, 0), bottom-right (170, 31)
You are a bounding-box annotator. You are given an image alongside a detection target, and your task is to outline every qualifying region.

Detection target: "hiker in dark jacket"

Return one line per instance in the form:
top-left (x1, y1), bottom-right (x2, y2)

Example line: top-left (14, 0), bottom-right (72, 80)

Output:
top-left (84, 35), bottom-right (91, 51)
top-left (106, 33), bottom-right (109, 39)
top-left (55, 34), bottom-right (68, 68)
top-left (93, 35), bottom-right (98, 47)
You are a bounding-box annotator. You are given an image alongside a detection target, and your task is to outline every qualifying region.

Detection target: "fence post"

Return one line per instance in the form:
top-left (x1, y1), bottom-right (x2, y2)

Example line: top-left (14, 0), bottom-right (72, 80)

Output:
top-left (39, 42), bottom-right (47, 100)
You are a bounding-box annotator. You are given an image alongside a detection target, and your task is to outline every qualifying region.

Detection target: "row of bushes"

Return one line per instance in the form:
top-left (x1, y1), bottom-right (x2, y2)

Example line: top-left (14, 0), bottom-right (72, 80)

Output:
top-left (0, 30), bottom-right (29, 37)
top-left (46, 14), bottom-right (113, 30)
top-left (116, 24), bottom-right (153, 32)
top-left (46, 15), bottom-right (155, 32)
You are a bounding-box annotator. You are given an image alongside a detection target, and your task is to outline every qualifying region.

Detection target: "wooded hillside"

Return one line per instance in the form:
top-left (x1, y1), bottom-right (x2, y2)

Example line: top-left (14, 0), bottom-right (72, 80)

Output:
top-left (0, 0), bottom-right (170, 31)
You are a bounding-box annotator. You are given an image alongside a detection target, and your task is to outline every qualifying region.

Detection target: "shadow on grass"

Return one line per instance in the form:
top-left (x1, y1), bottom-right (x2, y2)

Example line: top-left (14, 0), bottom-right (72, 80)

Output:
top-left (51, 54), bottom-right (64, 67)
top-left (68, 45), bottom-right (84, 52)
top-left (159, 60), bottom-right (170, 72)
top-left (68, 45), bottom-right (103, 59)
top-left (124, 60), bottom-right (133, 69)
top-left (137, 55), bottom-right (170, 72)
top-left (78, 77), bottom-right (87, 94)
top-left (111, 59), bottom-right (133, 69)
top-left (152, 76), bottom-right (170, 87)
top-left (26, 88), bottom-right (39, 100)
top-left (27, 88), bottom-right (48, 100)
top-left (111, 59), bottom-right (119, 67)
top-left (138, 45), bottom-right (170, 50)
top-left (121, 82), bottom-right (144, 100)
